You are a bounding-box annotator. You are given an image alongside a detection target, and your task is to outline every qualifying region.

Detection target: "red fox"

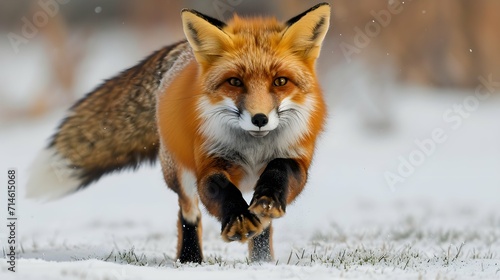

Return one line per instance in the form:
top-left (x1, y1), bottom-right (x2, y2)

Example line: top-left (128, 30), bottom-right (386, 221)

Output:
top-left (27, 3), bottom-right (330, 263)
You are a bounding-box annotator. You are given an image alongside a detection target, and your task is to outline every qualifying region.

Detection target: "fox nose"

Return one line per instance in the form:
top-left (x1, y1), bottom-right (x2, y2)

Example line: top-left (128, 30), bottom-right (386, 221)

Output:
top-left (251, 113), bottom-right (268, 128)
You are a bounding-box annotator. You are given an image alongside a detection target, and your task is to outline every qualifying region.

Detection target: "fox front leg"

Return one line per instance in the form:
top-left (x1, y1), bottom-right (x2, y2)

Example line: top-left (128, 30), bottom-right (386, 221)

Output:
top-left (248, 158), bottom-right (308, 262)
top-left (197, 159), bottom-right (265, 243)
top-left (249, 158), bottom-right (308, 219)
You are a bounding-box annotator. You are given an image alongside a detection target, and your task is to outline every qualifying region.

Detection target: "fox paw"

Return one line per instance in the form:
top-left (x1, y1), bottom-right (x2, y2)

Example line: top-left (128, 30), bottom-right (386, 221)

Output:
top-left (221, 212), bottom-right (264, 242)
top-left (249, 196), bottom-right (285, 219)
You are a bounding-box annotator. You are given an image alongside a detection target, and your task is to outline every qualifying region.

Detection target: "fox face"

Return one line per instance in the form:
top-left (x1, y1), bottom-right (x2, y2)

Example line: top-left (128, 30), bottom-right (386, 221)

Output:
top-left (181, 6), bottom-right (329, 149)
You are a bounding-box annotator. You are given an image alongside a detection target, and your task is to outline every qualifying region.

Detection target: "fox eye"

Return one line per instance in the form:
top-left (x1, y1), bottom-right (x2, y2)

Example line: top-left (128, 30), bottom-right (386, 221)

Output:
top-left (228, 77), bottom-right (243, 87)
top-left (273, 77), bottom-right (288, 87)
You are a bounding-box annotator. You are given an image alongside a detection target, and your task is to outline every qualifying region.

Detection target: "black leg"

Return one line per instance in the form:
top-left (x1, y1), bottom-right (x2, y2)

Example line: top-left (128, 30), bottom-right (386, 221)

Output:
top-left (201, 173), bottom-right (263, 243)
top-left (249, 159), bottom-right (302, 220)
top-left (177, 212), bottom-right (203, 263)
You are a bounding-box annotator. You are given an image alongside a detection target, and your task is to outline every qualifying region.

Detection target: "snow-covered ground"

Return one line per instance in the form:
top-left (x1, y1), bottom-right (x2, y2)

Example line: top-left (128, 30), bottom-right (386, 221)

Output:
top-left (1, 31), bottom-right (499, 279)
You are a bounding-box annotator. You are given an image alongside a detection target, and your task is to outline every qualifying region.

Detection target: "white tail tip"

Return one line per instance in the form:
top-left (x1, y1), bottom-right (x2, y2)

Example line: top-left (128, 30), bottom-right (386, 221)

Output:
top-left (26, 147), bottom-right (83, 201)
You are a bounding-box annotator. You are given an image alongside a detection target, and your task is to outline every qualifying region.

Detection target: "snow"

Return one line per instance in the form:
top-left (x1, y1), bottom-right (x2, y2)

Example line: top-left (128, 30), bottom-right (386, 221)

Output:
top-left (1, 30), bottom-right (500, 279)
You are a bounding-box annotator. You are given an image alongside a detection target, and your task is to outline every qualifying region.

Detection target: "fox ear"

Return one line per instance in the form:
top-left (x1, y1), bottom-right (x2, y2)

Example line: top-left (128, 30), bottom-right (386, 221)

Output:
top-left (181, 9), bottom-right (231, 64)
top-left (281, 3), bottom-right (330, 61)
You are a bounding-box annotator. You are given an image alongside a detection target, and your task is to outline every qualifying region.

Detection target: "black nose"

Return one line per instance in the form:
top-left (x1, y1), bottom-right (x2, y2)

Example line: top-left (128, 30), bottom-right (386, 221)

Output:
top-left (251, 113), bottom-right (268, 128)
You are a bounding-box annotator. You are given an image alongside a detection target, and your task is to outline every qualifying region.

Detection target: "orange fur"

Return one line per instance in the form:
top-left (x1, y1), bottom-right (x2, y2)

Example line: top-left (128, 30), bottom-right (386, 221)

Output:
top-left (158, 60), bottom-right (201, 172)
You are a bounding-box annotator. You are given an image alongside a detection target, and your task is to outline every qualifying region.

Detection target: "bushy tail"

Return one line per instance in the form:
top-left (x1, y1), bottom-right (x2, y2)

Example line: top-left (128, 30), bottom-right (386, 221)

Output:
top-left (27, 41), bottom-right (189, 199)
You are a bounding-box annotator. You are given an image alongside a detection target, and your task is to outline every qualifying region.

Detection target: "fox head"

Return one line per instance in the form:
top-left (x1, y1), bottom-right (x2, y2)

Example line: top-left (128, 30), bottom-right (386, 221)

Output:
top-left (181, 3), bottom-right (330, 141)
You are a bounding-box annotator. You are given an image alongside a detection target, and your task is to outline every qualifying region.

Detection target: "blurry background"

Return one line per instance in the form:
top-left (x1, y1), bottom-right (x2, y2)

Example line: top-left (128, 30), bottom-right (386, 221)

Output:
top-left (2, 0), bottom-right (500, 120)
top-left (0, 0), bottom-right (499, 270)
